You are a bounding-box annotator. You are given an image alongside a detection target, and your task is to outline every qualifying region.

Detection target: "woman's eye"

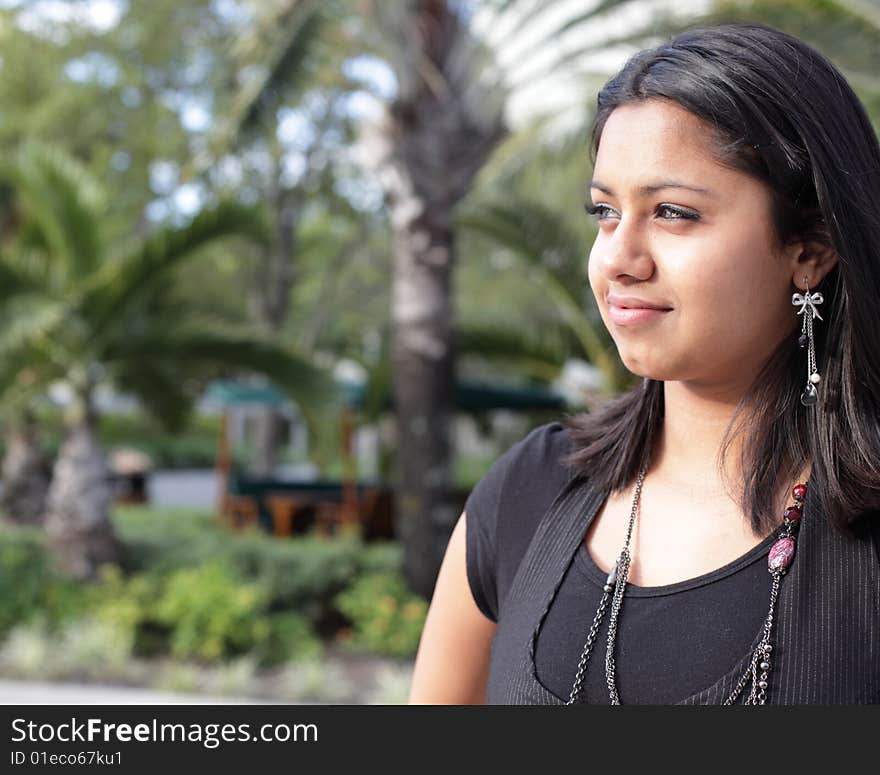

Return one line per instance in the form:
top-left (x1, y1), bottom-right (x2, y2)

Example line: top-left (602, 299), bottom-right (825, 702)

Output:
top-left (656, 204), bottom-right (699, 220)
top-left (585, 203), bottom-right (615, 220)
top-left (584, 203), bottom-right (699, 222)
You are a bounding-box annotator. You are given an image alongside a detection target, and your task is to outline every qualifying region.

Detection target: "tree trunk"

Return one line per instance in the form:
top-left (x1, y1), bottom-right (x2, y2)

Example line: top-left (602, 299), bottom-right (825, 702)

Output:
top-left (367, 0), bottom-right (506, 598)
top-left (391, 215), bottom-right (460, 599)
top-left (44, 420), bottom-right (120, 579)
top-left (0, 416), bottom-right (50, 525)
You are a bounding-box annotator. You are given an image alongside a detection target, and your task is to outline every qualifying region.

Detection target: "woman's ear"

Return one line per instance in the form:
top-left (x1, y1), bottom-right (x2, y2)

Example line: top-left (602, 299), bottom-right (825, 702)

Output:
top-left (787, 240), bottom-right (838, 289)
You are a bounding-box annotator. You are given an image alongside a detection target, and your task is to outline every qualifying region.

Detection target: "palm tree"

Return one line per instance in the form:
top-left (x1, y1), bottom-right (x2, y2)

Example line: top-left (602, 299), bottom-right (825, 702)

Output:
top-left (0, 143), bottom-right (336, 579)
top-left (352, 2), bottom-right (506, 598)
top-left (355, 0), bottom-right (710, 596)
top-left (0, 410), bottom-right (50, 525)
top-left (215, 0), bottom-right (720, 596)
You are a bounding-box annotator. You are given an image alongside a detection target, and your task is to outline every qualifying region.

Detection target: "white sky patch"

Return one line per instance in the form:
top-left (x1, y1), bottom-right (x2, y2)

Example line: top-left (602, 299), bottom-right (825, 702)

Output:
top-left (64, 51), bottom-right (120, 87)
top-left (181, 103), bottom-right (213, 132)
top-left (172, 183), bottom-right (203, 217)
top-left (211, 0), bottom-right (252, 26)
top-left (14, 0), bottom-right (124, 39)
top-left (276, 106), bottom-right (314, 149)
top-left (280, 151), bottom-right (307, 188)
top-left (344, 91), bottom-right (383, 123)
top-left (334, 175), bottom-right (384, 213)
top-left (144, 199), bottom-right (171, 223)
top-left (343, 55), bottom-right (397, 101)
top-left (149, 160), bottom-right (179, 196)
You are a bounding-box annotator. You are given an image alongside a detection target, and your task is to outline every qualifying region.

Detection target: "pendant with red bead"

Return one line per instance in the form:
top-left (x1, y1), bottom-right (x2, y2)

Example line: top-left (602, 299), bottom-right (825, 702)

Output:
top-left (768, 481), bottom-right (807, 574)
top-left (783, 505), bottom-right (802, 526)
top-left (768, 536), bottom-right (796, 572)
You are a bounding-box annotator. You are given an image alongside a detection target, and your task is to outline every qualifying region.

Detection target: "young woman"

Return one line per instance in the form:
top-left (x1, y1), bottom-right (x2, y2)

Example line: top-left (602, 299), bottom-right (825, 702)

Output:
top-left (407, 21), bottom-right (880, 705)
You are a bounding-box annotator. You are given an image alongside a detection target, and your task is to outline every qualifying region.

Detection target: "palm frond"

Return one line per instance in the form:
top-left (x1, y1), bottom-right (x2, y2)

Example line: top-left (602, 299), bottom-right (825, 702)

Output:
top-left (480, 0), bottom-right (644, 82)
top-left (11, 143), bottom-right (105, 283)
top-left (458, 199), bottom-right (584, 276)
top-left (0, 297), bottom-right (71, 372)
top-left (106, 358), bottom-right (199, 433)
top-left (193, 0), bottom-right (325, 176)
top-left (235, 2), bottom-right (325, 135)
top-left (0, 333), bottom-right (66, 414)
top-left (80, 199), bottom-right (269, 349)
top-left (102, 327), bottom-right (340, 420)
top-left (458, 320), bottom-right (568, 381)
top-left (0, 255), bottom-right (45, 305)
top-left (502, 9), bottom-right (693, 95)
top-left (459, 200), bottom-right (622, 391)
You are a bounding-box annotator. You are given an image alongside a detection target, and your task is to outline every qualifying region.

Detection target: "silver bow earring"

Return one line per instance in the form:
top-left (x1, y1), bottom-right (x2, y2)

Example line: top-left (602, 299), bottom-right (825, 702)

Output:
top-left (792, 275), bottom-right (824, 406)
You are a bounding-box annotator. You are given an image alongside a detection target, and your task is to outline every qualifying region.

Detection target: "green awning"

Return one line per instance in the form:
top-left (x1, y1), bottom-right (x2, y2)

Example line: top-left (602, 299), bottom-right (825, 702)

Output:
top-left (341, 377), bottom-right (567, 411)
top-left (205, 380), bottom-right (289, 407)
top-left (206, 377), bottom-right (567, 412)
top-left (454, 380), bottom-right (567, 411)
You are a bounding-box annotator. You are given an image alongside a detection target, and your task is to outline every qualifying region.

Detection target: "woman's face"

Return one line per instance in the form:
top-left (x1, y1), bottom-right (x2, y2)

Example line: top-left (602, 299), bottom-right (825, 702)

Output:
top-left (587, 98), bottom-right (802, 393)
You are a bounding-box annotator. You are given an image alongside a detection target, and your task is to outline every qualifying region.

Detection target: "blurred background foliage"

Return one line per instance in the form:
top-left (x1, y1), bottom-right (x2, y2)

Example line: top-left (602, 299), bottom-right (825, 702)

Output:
top-left (0, 0), bottom-right (876, 699)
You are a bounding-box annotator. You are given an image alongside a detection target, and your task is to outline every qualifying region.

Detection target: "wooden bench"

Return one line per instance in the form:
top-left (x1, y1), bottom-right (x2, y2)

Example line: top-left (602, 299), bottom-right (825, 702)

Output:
top-left (220, 473), bottom-right (394, 540)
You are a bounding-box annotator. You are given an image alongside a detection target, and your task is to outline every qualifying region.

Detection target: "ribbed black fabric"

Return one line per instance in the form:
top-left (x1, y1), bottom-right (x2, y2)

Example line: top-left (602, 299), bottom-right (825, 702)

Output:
top-left (467, 422), bottom-right (880, 705)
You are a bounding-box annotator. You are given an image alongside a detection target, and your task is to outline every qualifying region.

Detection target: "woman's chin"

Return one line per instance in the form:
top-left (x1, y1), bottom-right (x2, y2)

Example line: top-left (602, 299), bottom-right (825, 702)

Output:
top-left (618, 354), bottom-right (676, 382)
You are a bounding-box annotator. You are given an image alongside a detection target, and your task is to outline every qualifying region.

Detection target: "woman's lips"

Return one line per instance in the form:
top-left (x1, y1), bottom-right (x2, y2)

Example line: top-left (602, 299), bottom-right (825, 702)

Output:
top-left (608, 304), bottom-right (672, 326)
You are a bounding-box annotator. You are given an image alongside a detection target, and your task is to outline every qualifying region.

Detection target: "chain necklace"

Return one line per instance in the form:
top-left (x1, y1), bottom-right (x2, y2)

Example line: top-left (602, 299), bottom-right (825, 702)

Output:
top-left (566, 464), bottom-right (807, 705)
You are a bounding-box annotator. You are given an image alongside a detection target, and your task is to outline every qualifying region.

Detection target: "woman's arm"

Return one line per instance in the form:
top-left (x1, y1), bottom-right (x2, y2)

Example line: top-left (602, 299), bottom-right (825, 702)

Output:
top-left (407, 510), bottom-right (497, 704)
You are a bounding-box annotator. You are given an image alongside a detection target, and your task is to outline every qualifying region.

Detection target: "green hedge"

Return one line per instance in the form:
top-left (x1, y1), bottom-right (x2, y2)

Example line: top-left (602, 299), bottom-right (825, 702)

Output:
top-left (0, 505), bottom-right (425, 666)
top-left (0, 526), bottom-right (85, 636)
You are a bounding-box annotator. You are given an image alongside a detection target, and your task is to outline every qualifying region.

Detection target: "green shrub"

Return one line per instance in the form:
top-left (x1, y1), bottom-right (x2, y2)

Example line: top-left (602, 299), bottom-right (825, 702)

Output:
top-left (153, 562), bottom-right (271, 662)
top-left (115, 506), bottom-right (376, 611)
top-left (65, 560), bottom-right (321, 666)
top-left (357, 541), bottom-right (404, 575)
top-left (225, 532), bottom-right (361, 610)
top-left (333, 572), bottom-right (427, 658)
top-left (0, 508), bottom-right (418, 669)
top-left (85, 565), bottom-right (165, 656)
top-left (0, 526), bottom-right (85, 635)
top-left (260, 612), bottom-right (323, 665)
top-left (115, 506), bottom-right (231, 575)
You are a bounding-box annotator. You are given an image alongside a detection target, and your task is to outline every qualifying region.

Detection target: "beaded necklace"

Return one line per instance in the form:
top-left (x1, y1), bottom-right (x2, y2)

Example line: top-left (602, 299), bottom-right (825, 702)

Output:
top-left (566, 465), bottom-right (807, 705)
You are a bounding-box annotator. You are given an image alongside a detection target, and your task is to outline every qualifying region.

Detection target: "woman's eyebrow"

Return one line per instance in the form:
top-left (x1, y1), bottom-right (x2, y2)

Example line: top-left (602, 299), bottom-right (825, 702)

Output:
top-left (589, 179), bottom-right (718, 198)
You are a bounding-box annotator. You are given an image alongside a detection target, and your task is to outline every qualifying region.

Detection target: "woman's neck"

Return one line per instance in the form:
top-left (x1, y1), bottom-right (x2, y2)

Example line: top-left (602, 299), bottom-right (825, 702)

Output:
top-left (652, 380), bottom-right (811, 523)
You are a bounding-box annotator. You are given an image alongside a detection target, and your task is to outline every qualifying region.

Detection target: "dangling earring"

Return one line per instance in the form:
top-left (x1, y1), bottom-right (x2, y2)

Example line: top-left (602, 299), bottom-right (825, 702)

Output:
top-left (792, 274), bottom-right (824, 406)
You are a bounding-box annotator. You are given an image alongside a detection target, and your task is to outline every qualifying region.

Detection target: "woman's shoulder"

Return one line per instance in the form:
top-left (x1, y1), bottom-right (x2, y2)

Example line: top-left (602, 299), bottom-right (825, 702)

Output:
top-left (464, 420), bottom-right (577, 563)
top-left (468, 421), bottom-right (574, 511)
top-left (505, 420), bottom-right (574, 471)
top-left (503, 420), bottom-right (576, 490)
top-left (463, 420), bottom-right (577, 622)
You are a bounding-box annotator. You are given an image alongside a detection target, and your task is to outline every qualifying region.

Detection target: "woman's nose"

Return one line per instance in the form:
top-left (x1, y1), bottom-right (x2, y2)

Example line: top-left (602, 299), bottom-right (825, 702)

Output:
top-left (592, 216), bottom-right (654, 281)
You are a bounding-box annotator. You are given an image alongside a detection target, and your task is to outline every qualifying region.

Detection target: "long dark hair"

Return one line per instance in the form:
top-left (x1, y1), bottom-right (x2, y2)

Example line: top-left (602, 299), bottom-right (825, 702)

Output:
top-left (562, 21), bottom-right (880, 536)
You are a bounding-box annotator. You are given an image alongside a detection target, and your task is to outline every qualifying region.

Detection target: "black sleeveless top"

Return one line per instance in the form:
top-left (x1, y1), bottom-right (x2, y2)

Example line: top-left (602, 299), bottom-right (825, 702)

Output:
top-left (465, 422), bottom-right (880, 704)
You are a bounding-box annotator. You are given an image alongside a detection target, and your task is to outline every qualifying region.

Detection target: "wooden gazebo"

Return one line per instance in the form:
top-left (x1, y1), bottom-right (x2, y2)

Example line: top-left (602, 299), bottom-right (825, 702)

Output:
top-left (209, 376), bottom-right (568, 540)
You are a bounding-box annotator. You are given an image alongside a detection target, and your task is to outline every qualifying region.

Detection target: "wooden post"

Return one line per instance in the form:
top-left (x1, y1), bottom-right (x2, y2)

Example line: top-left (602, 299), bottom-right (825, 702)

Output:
top-left (341, 405), bottom-right (358, 528)
top-left (216, 410), bottom-right (232, 523)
